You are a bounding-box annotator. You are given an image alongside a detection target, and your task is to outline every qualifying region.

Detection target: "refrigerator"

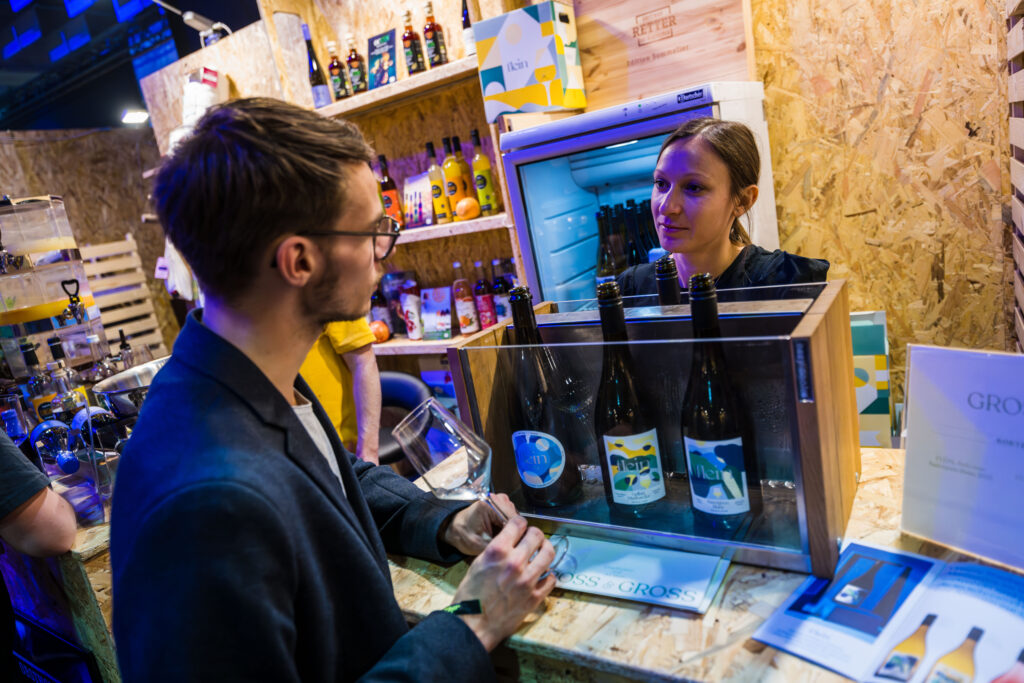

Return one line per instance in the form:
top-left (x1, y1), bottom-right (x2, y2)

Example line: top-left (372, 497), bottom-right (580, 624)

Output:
top-left (500, 81), bottom-right (780, 302)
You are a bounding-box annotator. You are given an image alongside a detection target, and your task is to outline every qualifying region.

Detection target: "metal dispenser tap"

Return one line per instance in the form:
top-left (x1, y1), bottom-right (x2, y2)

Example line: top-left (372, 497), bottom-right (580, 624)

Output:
top-left (58, 279), bottom-right (86, 325)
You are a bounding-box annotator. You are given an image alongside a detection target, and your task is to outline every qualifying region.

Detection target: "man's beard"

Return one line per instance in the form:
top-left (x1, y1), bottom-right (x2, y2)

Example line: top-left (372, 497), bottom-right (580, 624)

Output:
top-left (300, 257), bottom-right (368, 328)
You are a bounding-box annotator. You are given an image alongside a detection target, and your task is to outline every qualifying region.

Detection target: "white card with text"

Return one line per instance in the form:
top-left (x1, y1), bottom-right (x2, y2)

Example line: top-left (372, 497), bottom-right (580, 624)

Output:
top-left (902, 344), bottom-right (1024, 570)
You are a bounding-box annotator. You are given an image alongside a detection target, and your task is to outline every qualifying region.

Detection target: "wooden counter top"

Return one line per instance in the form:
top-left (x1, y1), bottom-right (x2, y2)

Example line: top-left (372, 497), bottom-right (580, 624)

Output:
top-left (387, 449), bottom-right (987, 682)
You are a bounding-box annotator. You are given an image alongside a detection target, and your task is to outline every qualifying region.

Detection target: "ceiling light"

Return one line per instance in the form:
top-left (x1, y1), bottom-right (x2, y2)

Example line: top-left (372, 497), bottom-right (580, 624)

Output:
top-left (121, 109), bottom-right (149, 125)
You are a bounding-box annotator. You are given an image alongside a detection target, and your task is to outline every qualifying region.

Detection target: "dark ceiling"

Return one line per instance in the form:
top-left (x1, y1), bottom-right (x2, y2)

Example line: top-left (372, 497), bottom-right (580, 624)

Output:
top-left (0, 0), bottom-right (260, 129)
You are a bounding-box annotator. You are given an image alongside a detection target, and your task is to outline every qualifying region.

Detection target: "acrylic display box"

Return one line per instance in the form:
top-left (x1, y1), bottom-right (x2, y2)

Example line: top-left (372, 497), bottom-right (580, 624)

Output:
top-left (447, 279), bottom-right (859, 577)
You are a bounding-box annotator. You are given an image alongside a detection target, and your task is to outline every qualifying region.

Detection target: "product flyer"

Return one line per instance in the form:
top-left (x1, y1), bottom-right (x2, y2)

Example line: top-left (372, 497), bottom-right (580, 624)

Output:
top-left (368, 30), bottom-right (397, 90)
top-left (753, 542), bottom-right (1024, 682)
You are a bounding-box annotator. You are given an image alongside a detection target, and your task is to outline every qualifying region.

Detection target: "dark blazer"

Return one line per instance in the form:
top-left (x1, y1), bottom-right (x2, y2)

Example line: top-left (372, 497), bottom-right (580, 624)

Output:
top-left (111, 312), bottom-right (493, 682)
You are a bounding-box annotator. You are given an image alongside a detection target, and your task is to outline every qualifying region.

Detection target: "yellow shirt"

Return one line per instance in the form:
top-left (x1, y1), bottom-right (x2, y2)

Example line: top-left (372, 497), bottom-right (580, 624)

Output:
top-left (299, 319), bottom-right (377, 452)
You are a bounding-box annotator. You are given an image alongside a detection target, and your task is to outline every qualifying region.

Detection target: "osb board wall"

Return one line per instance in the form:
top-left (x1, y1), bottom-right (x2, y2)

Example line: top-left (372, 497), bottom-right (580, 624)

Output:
top-left (383, 228), bottom-right (517, 291)
top-left (753, 0), bottom-right (1013, 400)
top-left (140, 20), bottom-right (284, 156)
top-left (575, 0), bottom-right (753, 112)
top-left (0, 128), bottom-right (178, 350)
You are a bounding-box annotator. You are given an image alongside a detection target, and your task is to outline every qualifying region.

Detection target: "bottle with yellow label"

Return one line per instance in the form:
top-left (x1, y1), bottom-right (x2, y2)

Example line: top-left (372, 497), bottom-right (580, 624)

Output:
top-left (424, 141), bottom-right (450, 224)
top-left (469, 128), bottom-right (498, 216)
top-left (441, 137), bottom-right (467, 220)
top-left (875, 614), bottom-right (936, 681)
top-left (451, 135), bottom-right (475, 199)
top-left (923, 627), bottom-right (983, 683)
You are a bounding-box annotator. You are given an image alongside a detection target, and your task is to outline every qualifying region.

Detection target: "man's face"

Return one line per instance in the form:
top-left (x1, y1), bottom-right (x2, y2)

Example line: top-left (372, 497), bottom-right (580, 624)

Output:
top-left (300, 163), bottom-right (381, 326)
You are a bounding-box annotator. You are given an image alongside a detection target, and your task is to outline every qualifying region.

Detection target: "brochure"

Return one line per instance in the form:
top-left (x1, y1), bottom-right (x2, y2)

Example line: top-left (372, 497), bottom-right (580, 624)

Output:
top-left (368, 30), bottom-right (397, 90)
top-left (553, 536), bottom-right (731, 613)
top-left (754, 541), bottom-right (1024, 682)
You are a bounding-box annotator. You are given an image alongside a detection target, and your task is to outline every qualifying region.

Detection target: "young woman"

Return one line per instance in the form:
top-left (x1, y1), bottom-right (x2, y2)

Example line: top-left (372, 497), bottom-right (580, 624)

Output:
top-left (617, 118), bottom-right (828, 295)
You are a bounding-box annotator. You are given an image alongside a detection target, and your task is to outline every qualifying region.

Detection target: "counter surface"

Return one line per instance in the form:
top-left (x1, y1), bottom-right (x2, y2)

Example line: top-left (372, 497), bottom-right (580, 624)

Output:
top-left (387, 449), bottom-right (991, 682)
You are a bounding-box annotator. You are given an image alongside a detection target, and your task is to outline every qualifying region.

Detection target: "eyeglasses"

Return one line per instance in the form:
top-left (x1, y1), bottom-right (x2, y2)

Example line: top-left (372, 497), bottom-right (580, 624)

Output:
top-left (272, 216), bottom-right (401, 267)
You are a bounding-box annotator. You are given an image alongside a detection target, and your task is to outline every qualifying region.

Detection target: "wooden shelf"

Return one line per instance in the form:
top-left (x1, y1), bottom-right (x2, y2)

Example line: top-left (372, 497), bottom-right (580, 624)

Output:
top-left (316, 57), bottom-right (479, 119)
top-left (372, 334), bottom-right (471, 356)
top-left (398, 212), bottom-right (512, 245)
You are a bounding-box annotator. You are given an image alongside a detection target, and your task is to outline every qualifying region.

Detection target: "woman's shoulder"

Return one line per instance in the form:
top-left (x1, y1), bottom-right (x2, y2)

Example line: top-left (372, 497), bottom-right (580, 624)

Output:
top-left (721, 245), bottom-right (830, 288)
top-left (615, 262), bottom-right (657, 297)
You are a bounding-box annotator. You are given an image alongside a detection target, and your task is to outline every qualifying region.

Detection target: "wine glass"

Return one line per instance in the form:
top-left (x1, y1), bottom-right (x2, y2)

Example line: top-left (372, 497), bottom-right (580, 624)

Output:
top-left (392, 397), bottom-right (575, 575)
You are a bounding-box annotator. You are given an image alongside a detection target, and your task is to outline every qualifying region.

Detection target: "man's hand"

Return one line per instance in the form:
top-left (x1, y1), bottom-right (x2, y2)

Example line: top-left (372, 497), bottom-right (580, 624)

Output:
top-left (442, 493), bottom-right (515, 556)
top-left (451, 515), bottom-right (556, 651)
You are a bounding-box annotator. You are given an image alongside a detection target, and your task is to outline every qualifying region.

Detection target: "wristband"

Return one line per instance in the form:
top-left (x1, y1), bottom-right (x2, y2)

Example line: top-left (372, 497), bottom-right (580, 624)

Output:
top-left (442, 599), bottom-right (482, 615)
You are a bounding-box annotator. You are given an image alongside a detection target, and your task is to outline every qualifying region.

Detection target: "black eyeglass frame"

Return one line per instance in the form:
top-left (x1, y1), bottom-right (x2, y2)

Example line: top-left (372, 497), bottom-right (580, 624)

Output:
top-left (270, 216), bottom-right (401, 267)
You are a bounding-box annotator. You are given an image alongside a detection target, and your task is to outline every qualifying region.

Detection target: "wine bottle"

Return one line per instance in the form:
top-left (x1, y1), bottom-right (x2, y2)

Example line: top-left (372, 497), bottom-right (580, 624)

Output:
top-left (424, 141), bottom-right (451, 225)
top-left (470, 129), bottom-right (498, 216)
top-left (461, 0), bottom-right (476, 57)
top-left (873, 566), bottom-right (911, 621)
top-left (875, 614), bottom-right (937, 681)
top-left (834, 561), bottom-right (882, 607)
top-left (302, 24), bottom-right (332, 108)
top-left (423, 2), bottom-right (449, 67)
top-left (402, 10), bottom-right (427, 75)
top-left (681, 273), bottom-right (761, 529)
top-left (491, 259), bottom-right (511, 321)
top-left (624, 205), bottom-right (643, 267)
top-left (654, 254), bottom-right (681, 305)
top-left (594, 281), bottom-right (666, 517)
top-left (346, 33), bottom-right (368, 93)
top-left (595, 208), bottom-right (616, 285)
top-left (991, 649), bottom-right (1024, 683)
top-left (377, 154), bottom-right (404, 227)
top-left (472, 260), bottom-right (497, 329)
top-left (508, 286), bottom-right (583, 507)
top-left (325, 41), bottom-right (352, 100)
top-left (452, 261), bottom-right (480, 334)
top-left (924, 627), bottom-right (983, 683)
top-left (442, 137), bottom-right (468, 219)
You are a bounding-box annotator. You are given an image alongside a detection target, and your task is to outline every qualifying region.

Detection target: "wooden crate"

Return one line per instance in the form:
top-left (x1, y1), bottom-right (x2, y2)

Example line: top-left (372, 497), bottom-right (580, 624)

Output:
top-left (449, 279), bottom-right (859, 577)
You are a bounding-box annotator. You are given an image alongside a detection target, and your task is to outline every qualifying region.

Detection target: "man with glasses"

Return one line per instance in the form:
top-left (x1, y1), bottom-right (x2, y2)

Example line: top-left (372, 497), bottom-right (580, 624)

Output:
top-left (111, 98), bottom-right (555, 681)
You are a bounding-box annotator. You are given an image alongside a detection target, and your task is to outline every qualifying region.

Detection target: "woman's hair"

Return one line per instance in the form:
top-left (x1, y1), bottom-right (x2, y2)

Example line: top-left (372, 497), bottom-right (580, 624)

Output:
top-left (657, 118), bottom-right (759, 246)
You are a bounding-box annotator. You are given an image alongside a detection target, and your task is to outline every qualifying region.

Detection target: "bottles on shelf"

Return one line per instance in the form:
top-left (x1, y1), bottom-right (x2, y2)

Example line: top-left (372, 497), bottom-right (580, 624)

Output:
top-left (424, 141), bottom-right (451, 225)
top-left (442, 137), bottom-right (469, 219)
top-left (303, 24), bottom-right (331, 109)
top-left (423, 2), bottom-right (448, 67)
top-left (594, 281), bottom-right (667, 518)
top-left (402, 10), bottom-right (427, 76)
top-left (452, 261), bottom-right (480, 334)
top-left (593, 200), bottom-right (662, 276)
top-left (508, 285), bottom-right (583, 507)
top-left (377, 154), bottom-right (404, 227)
top-left (472, 260), bottom-right (497, 329)
top-left (346, 33), bottom-right (368, 93)
top-left (681, 273), bottom-right (761, 530)
top-left (595, 208), bottom-right (617, 286)
top-left (654, 254), bottom-right (681, 305)
top-left (491, 258), bottom-right (512, 321)
top-left (325, 41), bottom-right (352, 101)
top-left (462, 0), bottom-right (476, 57)
top-left (875, 614), bottom-right (936, 681)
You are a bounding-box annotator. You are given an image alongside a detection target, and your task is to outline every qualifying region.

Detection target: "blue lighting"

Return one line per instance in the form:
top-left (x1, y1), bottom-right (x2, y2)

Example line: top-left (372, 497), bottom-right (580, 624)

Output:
top-left (47, 15), bottom-right (90, 62)
top-left (2, 8), bottom-right (42, 59)
top-left (113, 0), bottom-right (151, 23)
top-left (9, 0), bottom-right (33, 13)
top-left (132, 38), bottom-right (177, 80)
top-left (64, 0), bottom-right (95, 19)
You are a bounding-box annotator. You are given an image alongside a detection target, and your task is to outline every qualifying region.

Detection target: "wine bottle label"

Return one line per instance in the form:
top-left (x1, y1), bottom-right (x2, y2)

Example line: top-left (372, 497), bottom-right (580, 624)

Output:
top-left (684, 436), bottom-right (750, 515)
top-left (330, 75), bottom-right (346, 99)
top-left (463, 27), bottom-right (476, 56)
top-left (474, 294), bottom-right (497, 327)
top-left (426, 33), bottom-right (447, 65)
top-left (493, 293), bottom-right (510, 320)
top-left (834, 583), bottom-right (868, 606)
top-left (925, 664), bottom-right (970, 683)
top-left (512, 430), bottom-right (567, 488)
top-left (876, 651), bottom-right (920, 681)
top-left (311, 84), bottom-right (331, 108)
top-left (602, 429), bottom-right (666, 505)
top-left (455, 297), bottom-right (480, 333)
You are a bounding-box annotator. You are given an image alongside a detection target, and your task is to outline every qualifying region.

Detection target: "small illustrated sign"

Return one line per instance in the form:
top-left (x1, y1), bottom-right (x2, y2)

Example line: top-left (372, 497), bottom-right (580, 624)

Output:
top-left (554, 536), bottom-right (730, 613)
top-left (368, 30), bottom-right (397, 90)
top-left (901, 344), bottom-right (1024, 570)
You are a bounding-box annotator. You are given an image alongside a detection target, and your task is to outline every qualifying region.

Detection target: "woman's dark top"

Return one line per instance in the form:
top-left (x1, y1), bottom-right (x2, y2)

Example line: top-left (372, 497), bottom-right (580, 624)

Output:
top-left (616, 244), bottom-right (829, 297)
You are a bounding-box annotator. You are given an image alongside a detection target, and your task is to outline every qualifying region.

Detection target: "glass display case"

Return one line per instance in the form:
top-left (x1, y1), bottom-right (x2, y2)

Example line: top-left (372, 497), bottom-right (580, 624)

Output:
top-left (449, 280), bottom-right (859, 577)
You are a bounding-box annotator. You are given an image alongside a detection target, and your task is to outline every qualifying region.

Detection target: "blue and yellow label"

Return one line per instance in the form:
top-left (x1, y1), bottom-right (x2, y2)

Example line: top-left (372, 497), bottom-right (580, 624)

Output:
top-left (684, 436), bottom-right (749, 515)
top-left (602, 428), bottom-right (664, 505)
top-left (513, 430), bottom-right (566, 488)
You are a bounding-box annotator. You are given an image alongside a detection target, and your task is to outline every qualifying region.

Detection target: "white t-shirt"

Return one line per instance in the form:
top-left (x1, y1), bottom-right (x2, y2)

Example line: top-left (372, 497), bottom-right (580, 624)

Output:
top-left (293, 396), bottom-right (346, 498)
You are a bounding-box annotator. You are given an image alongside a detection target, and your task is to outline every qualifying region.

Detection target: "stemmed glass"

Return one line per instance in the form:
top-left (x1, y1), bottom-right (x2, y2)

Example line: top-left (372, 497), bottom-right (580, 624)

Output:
top-left (392, 397), bottom-right (575, 575)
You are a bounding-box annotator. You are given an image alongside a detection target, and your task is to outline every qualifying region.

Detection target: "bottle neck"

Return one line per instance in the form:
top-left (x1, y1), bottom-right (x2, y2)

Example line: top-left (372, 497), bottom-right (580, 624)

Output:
top-left (598, 301), bottom-right (629, 343)
top-left (510, 299), bottom-right (541, 345)
top-left (691, 294), bottom-right (721, 339)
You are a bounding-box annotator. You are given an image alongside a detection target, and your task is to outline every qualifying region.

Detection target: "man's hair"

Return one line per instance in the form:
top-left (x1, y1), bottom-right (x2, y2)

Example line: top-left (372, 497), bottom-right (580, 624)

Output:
top-left (153, 97), bottom-right (375, 302)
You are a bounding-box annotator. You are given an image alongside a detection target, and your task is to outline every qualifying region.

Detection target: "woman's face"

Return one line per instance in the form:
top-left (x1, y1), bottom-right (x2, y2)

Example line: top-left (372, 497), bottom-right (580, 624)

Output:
top-left (651, 136), bottom-right (744, 256)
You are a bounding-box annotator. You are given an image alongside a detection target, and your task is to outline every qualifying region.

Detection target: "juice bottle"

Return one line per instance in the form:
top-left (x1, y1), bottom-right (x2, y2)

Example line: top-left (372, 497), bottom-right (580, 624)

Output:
top-left (442, 137), bottom-right (468, 220)
top-left (452, 261), bottom-right (479, 334)
top-left (472, 260), bottom-right (497, 329)
top-left (470, 128), bottom-right (500, 215)
top-left (424, 141), bottom-right (450, 224)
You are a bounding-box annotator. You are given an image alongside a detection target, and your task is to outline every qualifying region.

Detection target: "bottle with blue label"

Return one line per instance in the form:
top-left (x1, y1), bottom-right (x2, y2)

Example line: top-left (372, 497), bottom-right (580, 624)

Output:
top-left (594, 281), bottom-right (667, 517)
top-left (508, 286), bottom-right (583, 507)
top-left (681, 273), bottom-right (761, 530)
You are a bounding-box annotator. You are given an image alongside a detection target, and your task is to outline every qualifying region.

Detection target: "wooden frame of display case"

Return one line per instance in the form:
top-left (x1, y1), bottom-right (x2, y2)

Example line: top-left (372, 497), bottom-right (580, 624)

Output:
top-left (448, 279), bottom-right (859, 578)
